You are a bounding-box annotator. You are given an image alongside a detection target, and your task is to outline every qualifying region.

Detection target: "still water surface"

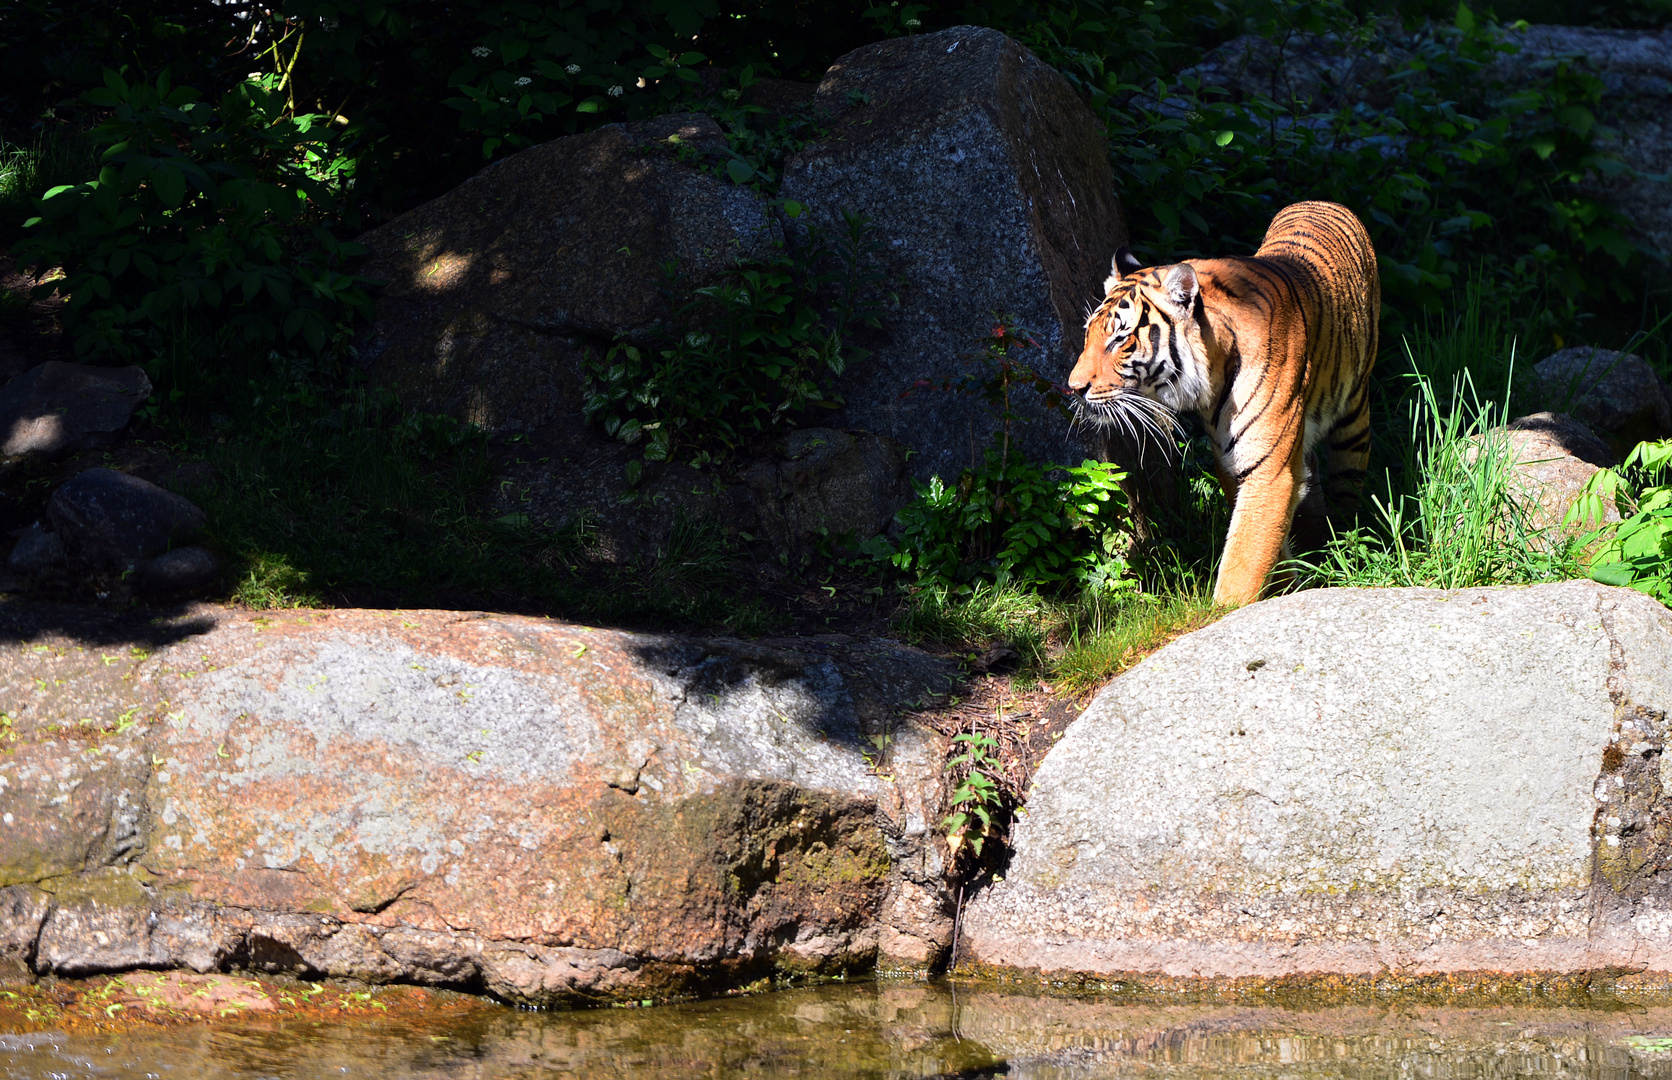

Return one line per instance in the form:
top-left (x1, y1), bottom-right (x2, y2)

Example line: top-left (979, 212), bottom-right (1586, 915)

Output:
top-left (7, 981), bottom-right (1672, 1080)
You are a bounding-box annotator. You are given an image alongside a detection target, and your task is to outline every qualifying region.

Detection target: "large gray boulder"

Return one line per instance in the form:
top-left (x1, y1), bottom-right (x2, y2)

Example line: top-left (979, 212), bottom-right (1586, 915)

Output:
top-left (0, 361), bottom-right (151, 468)
top-left (1534, 347), bottom-right (1672, 459)
top-left (0, 601), bottom-right (960, 1001)
top-left (963, 581), bottom-right (1672, 979)
top-left (780, 26), bottom-right (1126, 482)
top-left (357, 112), bottom-right (773, 434)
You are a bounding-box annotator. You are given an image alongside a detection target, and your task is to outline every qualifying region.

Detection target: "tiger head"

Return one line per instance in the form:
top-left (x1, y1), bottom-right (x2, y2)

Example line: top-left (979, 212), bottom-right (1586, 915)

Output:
top-left (1068, 247), bottom-right (1211, 437)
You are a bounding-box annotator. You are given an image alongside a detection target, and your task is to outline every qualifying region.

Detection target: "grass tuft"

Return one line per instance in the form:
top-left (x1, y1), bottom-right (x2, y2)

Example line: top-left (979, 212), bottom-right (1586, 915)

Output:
top-left (1051, 590), bottom-right (1225, 696)
top-left (0, 129), bottom-right (98, 246)
top-left (1297, 327), bottom-right (1580, 590)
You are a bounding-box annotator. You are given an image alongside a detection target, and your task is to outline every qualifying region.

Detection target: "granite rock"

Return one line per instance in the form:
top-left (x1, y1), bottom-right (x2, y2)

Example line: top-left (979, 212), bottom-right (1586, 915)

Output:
top-left (0, 362), bottom-right (151, 468)
top-left (1488, 412), bottom-right (1621, 541)
top-left (139, 546), bottom-right (220, 596)
top-left (0, 601), bottom-right (960, 1001)
top-left (963, 581), bottom-right (1672, 979)
top-left (356, 113), bottom-right (773, 435)
top-left (6, 522), bottom-right (64, 576)
top-left (780, 26), bottom-right (1127, 482)
top-left (1534, 348), bottom-right (1672, 458)
top-left (46, 468), bottom-right (207, 571)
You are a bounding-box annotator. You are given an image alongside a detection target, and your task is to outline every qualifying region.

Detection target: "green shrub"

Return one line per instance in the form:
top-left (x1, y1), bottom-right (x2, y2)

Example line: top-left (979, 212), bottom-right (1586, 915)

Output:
top-left (1018, 0), bottom-right (1642, 341)
top-left (14, 70), bottom-right (372, 369)
top-left (881, 455), bottom-right (1136, 593)
top-left (583, 209), bottom-right (886, 470)
top-left (867, 319), bottom-right (1141, 598)
top-left (1569, 439), bottom-right (1672, 604)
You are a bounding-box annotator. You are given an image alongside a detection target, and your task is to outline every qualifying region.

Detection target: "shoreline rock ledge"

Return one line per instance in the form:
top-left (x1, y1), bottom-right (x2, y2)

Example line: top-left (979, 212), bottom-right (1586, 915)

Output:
top-left (0, 602), bottom-right (958, 1004)
top-left (961, 580), bottom-right (1672, 981)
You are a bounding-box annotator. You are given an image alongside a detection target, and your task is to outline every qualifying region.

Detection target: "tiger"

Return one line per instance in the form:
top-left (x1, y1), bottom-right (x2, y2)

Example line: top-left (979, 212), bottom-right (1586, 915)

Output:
top-left (1068, 201), bottom-right (1380, 606)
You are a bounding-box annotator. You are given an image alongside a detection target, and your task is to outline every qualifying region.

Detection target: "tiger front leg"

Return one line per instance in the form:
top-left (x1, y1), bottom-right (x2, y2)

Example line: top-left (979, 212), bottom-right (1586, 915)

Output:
top-left (1212, 439), bottom-right (1307, 607)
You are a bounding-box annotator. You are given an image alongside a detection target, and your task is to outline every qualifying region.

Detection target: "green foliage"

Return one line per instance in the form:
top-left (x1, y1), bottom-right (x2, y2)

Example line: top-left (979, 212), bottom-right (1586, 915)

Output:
top-left (1568, 440), bottom-right (1672, 604)
top-left (666, 73), bottom-right (828, 193)
top-left (184, 372), bottom-right (769, 629)
top-left (0, 128), bottom-right (99, 244)
top-left (942, 728), bottom-right (1002, 858)
top-left (444, 14), bottom-right (711, 158)
top-left (14, 70), bottom-right (371, 366)
top-left (583, 210), bottom-right (886, 469)
top-left (882, 456), bottom-right (1136, 593)
top-left (1015, 0), bottom-right (1643, 341)
top-left (870, 319), bottom-right (1139, 596)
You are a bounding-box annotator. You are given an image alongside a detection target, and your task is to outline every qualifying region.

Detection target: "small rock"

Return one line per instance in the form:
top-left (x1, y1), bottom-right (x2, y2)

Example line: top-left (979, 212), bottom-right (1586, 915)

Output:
top-left (47, 468), bottom-right (208, 571)
top-left (1487, 413), bottom-right (1621, 543)
top-left (140, 546), bottom-right (219, 595)
top-left (6, 521), bottom-right (65, 576)
top-left (743, 428), bottom-right (913, 547)
top-left (1534, 347), bottom-right (1672, 458)
top-left (0, 362), bottom-right (152, 467)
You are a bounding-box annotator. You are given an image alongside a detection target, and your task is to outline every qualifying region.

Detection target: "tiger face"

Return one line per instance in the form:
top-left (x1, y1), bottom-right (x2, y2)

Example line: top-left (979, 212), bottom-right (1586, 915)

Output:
top-left (1068, 249), bottom-right (1211, 439)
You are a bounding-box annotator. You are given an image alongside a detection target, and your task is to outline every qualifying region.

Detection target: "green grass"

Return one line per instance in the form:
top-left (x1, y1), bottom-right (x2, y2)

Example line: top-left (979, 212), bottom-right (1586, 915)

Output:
top-left (0, 129), bottom-right (98, 246)
top-left (1296, 306), bottom-right (1584, 590)
top-left (894, 582), bottom-right (1067, 667)
top-left (1051, 589), bottom-right (1225, 695)
top-left (893, 577), bottom-right (1224, 694)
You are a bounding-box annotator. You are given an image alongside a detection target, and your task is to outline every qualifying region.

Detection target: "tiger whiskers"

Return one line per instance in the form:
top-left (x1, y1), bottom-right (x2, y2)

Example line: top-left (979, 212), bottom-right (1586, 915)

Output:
top-left (1071, 390), bottom-right (1179, 464)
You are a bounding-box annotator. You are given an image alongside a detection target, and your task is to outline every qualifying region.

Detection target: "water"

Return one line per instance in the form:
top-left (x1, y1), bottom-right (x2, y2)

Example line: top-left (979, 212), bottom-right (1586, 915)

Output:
top-left (6, 981), bottom-right (1672, 1080)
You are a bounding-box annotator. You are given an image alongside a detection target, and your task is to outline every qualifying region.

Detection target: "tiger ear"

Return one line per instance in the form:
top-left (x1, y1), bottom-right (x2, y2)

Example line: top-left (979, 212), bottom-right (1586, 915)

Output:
top-left (1105, 247), bottom-right (1143, 292)
top-left (1163, 263), bottom-right (1199, 310)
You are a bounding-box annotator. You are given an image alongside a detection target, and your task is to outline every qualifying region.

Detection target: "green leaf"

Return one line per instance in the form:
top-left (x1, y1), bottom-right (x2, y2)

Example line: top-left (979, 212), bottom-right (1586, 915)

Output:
top-left (725, 159), bottom-right (755, 184)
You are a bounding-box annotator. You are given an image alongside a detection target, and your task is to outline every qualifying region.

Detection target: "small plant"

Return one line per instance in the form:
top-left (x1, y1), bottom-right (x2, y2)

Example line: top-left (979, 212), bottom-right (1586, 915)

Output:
top-left (942, 728), bottom-right (1003, 859)
top-left (871, 318), bottom-right (1139, 595)
top-left (1567, 439), bottom-right (1672, 604)
top-left (584, 210), bottom-right (886, 470)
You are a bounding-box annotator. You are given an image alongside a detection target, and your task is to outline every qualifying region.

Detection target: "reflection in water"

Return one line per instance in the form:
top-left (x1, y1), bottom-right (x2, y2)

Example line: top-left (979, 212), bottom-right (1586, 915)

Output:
top-left (4, 982), bottom-right (1672, 1080)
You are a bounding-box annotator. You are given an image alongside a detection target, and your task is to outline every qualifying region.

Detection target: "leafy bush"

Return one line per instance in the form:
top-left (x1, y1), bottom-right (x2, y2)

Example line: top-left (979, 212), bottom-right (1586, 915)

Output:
top-left (15, 70), bottom-right (371, 368)
top-left (583, 209), bottom-right (886, 469)
top-left (1016, 0), bottom-right (1643, 341)
top-left (868, 320), bottom-right (1139, 595)
top-left (883, 455), bottom-right (1135, 593)
top-left (1569, 439), bottom-right (1672, 603)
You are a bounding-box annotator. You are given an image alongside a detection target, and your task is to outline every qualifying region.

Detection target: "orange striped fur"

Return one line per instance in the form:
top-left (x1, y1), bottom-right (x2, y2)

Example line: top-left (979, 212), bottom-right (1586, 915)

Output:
top-left (1069, 202), bottom-right (1380, 606)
